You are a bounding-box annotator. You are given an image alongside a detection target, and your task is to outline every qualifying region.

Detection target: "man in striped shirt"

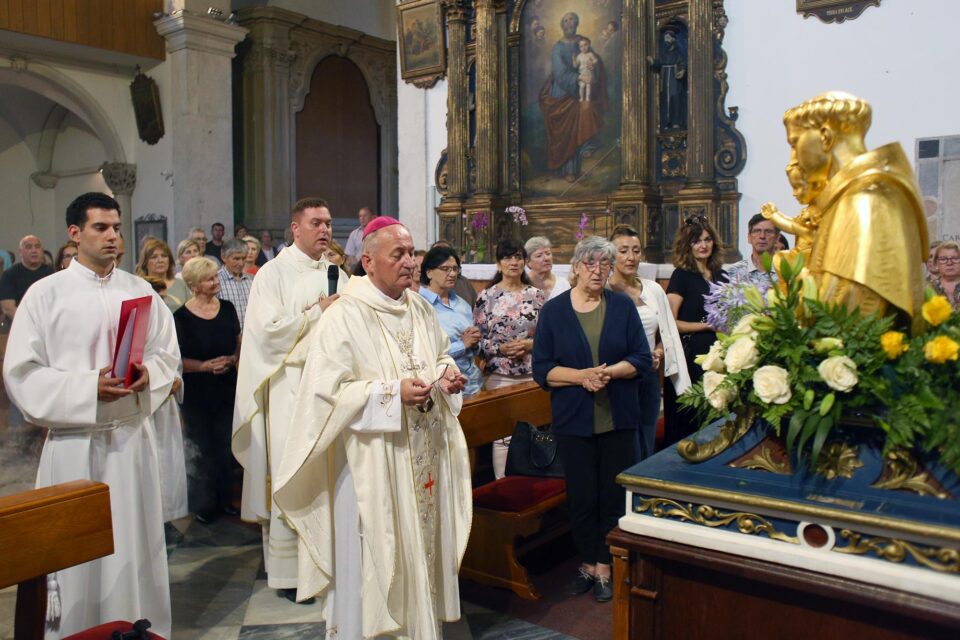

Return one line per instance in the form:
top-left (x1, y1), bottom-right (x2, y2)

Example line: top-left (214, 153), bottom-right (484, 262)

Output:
top-left (218, 238), bottom-right (253, 330)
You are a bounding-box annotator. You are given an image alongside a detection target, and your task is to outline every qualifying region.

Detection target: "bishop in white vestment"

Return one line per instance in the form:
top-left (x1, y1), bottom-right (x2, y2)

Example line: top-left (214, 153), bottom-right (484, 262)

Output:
top-left (232, 200), bottom-right (346, 592)
top-left (274, 219), bottom-right (472, 639)
top-left (2, 194), bottom-right (180, 638)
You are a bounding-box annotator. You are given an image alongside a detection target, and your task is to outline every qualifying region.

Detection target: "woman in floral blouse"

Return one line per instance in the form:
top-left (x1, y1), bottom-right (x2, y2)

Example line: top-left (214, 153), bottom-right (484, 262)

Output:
top-left (474, 238), bottom-right (546, 477)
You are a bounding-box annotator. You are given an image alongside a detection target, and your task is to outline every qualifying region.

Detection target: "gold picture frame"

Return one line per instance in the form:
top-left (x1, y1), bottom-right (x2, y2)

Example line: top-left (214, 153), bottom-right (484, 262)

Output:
top-left (397, 0), bottom-right (446, 88)
top-left (797, 0), bottom-right (882, 24)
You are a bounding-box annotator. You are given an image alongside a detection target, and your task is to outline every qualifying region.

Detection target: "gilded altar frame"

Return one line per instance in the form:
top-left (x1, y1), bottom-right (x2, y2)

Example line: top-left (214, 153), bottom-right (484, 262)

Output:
top-left (436, 0), bottom-right (746, 263)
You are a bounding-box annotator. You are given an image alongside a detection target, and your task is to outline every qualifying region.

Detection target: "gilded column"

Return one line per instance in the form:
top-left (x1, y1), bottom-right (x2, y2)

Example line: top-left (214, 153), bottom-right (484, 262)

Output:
top-left (620, 0), bottom-right (642, 185)
top-left (474, 0), bottom-right (499, 195)
top-left (444, 0), bottom-right (469, 200)
top-left (686, 0), bottom-right (715, 184)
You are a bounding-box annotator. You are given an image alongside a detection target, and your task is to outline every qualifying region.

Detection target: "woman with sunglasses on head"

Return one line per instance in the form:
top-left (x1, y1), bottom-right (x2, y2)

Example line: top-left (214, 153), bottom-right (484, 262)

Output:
top-left (474, 238), bottom-right (547, 477)
top-left (418, 245), bottom-right (484, 396)
top-left (664, 214), bottom-right (727, 446)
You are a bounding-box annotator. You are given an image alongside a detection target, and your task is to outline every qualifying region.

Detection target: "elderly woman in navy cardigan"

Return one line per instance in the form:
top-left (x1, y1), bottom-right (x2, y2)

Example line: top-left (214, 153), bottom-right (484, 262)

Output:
top-left (533, 236), bottom-right (651, 603)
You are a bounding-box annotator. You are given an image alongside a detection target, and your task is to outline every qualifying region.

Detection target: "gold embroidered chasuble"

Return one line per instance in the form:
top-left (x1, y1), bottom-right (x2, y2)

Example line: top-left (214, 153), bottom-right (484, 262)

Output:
top-left (274, 275), bottom-right (472, 639)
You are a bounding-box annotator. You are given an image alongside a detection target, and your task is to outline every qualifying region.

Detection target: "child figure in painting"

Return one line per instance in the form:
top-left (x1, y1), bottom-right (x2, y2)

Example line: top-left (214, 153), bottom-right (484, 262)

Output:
top-left (574, 37), bottom-right (599, 102)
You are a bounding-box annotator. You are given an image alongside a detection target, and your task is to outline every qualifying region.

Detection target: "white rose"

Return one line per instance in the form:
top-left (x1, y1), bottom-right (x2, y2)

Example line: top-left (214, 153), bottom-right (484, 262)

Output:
top-left (703, 371), bottom-right (735, 412)
top-left (818, 355), bottom-right (858, 392)
top-left (724, 336), bottom-right (759, 373)
top-left (752, 366), bottom-right (792, 405)
top-left (731, 313), bottom-right (759, 337)
top-left (698, 341), bottom-right (726, 373)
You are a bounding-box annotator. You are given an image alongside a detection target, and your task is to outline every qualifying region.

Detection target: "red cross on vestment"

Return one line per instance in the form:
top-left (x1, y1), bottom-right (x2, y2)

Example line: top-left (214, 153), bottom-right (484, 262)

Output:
top-left (423, 472), bottom-right (435, 497)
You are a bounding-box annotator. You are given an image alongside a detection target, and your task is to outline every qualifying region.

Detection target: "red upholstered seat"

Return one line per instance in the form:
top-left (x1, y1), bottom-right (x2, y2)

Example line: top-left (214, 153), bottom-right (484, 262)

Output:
top-left (64, 621), bottom-right (164, 640)
top-left (472, 476), bottom-right (566, 512)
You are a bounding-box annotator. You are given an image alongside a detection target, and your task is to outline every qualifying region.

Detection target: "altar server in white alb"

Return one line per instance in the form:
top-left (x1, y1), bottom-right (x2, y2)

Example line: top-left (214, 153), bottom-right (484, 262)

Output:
top-left (274, 217), bottom-right (472, 639)
top-left (2, 192), bottom-right (180, 638)
top-left (232, 197), bottom-right (347, 600)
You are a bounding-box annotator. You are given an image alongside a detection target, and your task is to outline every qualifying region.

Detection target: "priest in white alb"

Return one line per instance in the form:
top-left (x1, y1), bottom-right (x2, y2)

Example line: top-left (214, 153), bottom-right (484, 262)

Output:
top-left (274, 217), bottom-right (472, 639)
top-left (232, 197), bottom-right (347, 599)
top-left (2, 192), bottom-right (180, 638)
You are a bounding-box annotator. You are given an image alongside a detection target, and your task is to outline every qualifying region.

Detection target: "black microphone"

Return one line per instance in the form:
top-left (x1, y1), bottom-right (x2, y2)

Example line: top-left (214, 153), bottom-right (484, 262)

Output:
top-left (327, 264), bottom-right (339, 297)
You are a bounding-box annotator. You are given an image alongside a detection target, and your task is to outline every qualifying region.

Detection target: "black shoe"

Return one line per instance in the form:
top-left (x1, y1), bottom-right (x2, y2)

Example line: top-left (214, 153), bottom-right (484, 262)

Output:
top-left (280, 588), bottom-right (316, 605)
top-left (594, 574), bottom-right (613, 602)
top-left (222, 505), bottom-right (239, 517)
top-left (195, 510), bottom-right (216, 524)
top-left (164, 522), bottom-right (184, 545)
top-left (567, 567), bottom-right (596, 596)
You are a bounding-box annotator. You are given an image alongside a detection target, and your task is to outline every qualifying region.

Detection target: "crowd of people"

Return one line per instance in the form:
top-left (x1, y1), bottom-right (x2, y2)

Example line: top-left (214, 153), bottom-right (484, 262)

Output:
top-left (1, 191), bottom-right (951, 637)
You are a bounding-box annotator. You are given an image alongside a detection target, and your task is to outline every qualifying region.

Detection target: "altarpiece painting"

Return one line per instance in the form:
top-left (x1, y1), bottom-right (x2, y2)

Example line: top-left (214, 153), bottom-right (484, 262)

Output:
top-left (436, 0), bottom-right (746, 263)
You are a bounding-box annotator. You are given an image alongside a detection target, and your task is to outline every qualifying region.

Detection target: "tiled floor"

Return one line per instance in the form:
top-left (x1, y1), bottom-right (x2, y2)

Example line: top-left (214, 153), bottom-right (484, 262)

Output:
top-left (0, 512), bottom-right (611, 640)
top-left (0, 401), bottom-right (610, 639)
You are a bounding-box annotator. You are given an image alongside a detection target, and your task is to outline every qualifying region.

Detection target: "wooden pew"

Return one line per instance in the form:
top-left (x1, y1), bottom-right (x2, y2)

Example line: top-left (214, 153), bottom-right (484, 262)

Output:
top-left (458, 381), bottom-right (567, 600)
top-left (0, 481), bottom-right (113, 640)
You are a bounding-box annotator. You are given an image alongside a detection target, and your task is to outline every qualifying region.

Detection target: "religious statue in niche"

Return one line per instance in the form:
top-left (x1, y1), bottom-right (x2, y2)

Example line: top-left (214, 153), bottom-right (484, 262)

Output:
top-left (520, 1), bottom-right (623, 198)
top-left (651, 25), bottom-right (688, 131)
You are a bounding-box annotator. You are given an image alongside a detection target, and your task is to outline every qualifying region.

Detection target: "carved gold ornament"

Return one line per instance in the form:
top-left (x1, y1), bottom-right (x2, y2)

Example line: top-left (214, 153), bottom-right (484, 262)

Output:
top-left (834, 530), bottom-right (959, 573)
top-left (636, 496), bottom-right (798, 545)
top-left (678, 408), bottom-right (754, 463)
top-left (814, 442), bottom-right (863, 480)
top-left (871, 449), bottom-right (953, 500)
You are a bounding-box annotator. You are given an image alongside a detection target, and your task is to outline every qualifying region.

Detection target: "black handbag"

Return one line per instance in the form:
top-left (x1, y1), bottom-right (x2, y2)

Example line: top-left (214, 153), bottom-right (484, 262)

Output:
top-left (504, 421), bottom-right (565, 478)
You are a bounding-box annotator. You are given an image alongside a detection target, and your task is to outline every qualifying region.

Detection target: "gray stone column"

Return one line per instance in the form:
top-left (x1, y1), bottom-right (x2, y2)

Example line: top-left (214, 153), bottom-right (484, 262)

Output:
top-left (474, 0), bottom-right (500, 195)
top-left (239, 18), bottom-right (295, 230)
top-left (155, 12), bottom-right (247, 243)
top-left (686, 0), bottom-right (715, 184)
top-left (100, 162), bottom-right (137, 270)
top-left (444, 0), bottom-right (469, 200)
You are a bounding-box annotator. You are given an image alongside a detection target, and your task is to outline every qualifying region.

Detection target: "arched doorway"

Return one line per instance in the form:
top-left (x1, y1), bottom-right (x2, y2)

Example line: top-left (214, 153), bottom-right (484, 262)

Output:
top-left (295, 55), bottom-right (380, 244)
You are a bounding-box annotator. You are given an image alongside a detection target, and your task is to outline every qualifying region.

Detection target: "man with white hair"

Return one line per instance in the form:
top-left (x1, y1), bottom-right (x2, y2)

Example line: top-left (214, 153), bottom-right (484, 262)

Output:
top-left (274, 216), bottom-right (472, 639)
top-left (232, 197), bottom-right (346, 602)
top-left (0, 234), bottom-right (54, 320)
top-left (217, 237), bottom-right (254, 331)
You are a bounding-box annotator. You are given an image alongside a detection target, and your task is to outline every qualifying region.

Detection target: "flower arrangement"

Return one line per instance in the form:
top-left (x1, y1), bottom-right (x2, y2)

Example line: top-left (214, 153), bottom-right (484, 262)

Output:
top-left (462, 210), bottom-right (489, 263)
top-left (703, 271), bottom-right (773, 334)
top-left (505, 205), bottom-right (528, 226)
top-left (679, 253), bottom-right (960, 474)
top-left (575, 212), bottom-right (590, 240)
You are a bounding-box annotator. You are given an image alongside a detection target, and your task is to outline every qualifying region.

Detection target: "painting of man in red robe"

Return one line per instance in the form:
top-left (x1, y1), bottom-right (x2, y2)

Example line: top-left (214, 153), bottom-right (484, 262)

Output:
top-left (521, 3), bottom-right (622, 198)
top-left (539, 12), bottom-right (608, 182)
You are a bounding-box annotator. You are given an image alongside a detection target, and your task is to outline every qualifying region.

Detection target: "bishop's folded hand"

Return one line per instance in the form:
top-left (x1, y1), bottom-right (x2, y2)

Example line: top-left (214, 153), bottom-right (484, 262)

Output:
top-left (400, 377), bottom-right (432, 405)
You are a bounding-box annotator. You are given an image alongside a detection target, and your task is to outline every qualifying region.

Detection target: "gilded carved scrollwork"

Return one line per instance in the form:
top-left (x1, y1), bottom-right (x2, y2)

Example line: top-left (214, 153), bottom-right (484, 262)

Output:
top-left (677, 408), bottom-right (755, 463)
top-left (871, 449), bottom-right (953, 500)
top-left (636, 496), bottom-right (799, 545)
top-left (834, 530), bottom-right (959, 573)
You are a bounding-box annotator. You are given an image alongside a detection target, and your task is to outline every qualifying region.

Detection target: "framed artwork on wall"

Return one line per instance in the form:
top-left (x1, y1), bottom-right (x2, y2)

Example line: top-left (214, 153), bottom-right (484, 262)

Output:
top-left (397, 0), bottom-right (446, 88)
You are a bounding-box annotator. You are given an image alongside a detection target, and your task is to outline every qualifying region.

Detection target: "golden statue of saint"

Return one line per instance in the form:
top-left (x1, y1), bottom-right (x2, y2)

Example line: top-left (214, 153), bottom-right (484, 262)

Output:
top-left (764, 92), bottom-right (928, 326)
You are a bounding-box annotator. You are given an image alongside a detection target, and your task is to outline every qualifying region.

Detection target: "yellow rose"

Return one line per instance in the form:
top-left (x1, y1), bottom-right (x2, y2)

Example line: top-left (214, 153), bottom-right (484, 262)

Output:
top-left (922, 296), bottom-right (952, 327)
top-left (880, 331), bottom-right (909, 360)
top-left (923, 336), bottom-right (960, 364)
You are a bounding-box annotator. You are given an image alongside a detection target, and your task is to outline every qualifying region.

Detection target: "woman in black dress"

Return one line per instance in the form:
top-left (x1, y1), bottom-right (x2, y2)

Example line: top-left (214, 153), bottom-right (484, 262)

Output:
top-left (664, 214), bottom-right (727, 446)
top-left (174, 256), bottom-right (241, 523)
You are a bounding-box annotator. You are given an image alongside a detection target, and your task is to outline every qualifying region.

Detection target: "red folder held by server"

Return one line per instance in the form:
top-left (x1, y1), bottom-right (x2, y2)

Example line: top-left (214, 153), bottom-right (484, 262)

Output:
top-left (111, 296), bottom-right (152, 388)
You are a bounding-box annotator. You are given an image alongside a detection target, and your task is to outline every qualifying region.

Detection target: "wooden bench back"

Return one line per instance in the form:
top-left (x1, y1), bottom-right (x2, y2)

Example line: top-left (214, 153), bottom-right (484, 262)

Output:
top-left (0, 480), bottom-right (114, 640)
top-left (459, 381), bottom-right (552, 449)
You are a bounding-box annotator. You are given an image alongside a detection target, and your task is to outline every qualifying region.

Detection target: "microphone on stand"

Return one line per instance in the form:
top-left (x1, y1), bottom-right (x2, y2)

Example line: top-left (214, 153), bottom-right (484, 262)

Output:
top-left (327, 264), bottom-right (339, 297)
